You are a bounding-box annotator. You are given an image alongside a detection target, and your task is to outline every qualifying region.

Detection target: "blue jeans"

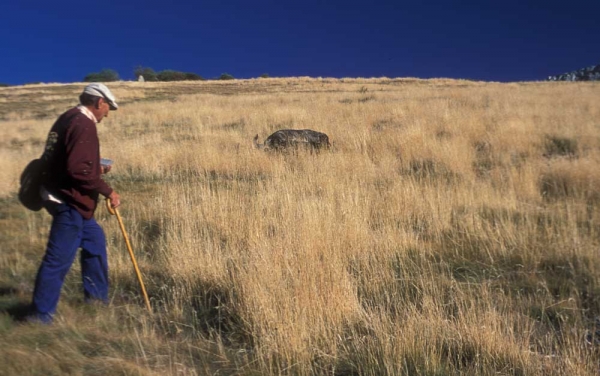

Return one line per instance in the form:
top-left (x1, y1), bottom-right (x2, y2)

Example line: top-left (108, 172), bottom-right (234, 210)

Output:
top-left (31, 203), bottom-right (108, 322)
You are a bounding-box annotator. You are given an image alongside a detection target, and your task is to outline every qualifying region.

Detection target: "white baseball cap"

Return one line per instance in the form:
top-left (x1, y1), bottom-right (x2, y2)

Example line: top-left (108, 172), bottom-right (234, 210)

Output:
top-left (82, 83), bottom-right (118, 110)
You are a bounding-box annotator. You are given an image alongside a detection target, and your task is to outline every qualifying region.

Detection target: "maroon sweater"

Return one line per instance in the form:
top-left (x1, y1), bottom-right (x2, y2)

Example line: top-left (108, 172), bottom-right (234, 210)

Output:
top-left (41, 107), bottom-right (113, 219)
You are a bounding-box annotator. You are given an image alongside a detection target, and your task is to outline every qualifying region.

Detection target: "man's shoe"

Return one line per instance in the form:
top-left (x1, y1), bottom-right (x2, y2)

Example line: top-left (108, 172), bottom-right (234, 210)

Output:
top-left (25, 312), bottom-right (53, 325)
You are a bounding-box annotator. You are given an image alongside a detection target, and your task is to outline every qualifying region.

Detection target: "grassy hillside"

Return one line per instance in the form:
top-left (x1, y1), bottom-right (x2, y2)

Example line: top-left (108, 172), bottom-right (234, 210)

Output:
top-left (1, 77), bottom-right (599, 375)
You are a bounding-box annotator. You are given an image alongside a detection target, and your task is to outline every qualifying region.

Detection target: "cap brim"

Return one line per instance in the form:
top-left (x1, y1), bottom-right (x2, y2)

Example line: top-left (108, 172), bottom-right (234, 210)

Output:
top-left (107, 101), bottom-right (118, 111)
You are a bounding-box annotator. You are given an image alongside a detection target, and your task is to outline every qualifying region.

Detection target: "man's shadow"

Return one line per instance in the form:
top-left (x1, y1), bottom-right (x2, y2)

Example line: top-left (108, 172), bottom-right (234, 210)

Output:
top-left (0, 286), bottom-right (31, 322)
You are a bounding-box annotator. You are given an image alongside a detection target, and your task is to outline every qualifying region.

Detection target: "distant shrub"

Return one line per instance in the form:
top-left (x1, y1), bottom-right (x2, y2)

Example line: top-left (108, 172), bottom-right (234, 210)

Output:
top-left (544, 135), bottom-right (578, 157)
top-left (472, 158), bottom-right (494, 178)
top-left (184, 72), bottom-right (204, 81)
top-left (84, 69), bottom-right (119, 82)
top-left (220, 118), bottom-right (246, 131)
top-left (219, 73), bottom-right (235, 80)
top-left (540, 160), bottom-right (600, 202)
top-left (157, 70), bottom-right (187, 82)
top-left (0, 83), bottom-right (11, 87)
top-left (404, 158), bottom-right (460, 183)
top-left (472, 140), bottom-right (494, 177)
top-left (134, 66), bottom-right (158, 81)
top-left (371, 118), bottom-right (401, 131)
top-left (259, 73), bottom-right (269, 78)
top-left (358, 95), bottom-right (375, 103)
top-left (540, 171), bottom-right (572, 200)
top-left (156, 70), bottom-right (204, 82)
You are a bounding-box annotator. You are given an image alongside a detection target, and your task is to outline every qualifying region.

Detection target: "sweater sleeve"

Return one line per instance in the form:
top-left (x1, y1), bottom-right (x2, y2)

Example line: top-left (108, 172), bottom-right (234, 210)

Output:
top-left (64, 115), bottom-right (113, 197)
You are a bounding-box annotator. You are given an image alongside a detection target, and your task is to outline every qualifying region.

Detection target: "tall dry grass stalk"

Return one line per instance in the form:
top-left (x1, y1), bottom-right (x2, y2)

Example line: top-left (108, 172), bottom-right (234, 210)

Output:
top-left (1, 77), bottom-right (599, 375)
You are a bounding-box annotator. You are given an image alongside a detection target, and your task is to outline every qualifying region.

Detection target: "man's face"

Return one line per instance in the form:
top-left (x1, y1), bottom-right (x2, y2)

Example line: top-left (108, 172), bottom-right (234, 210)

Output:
top-left (96, 98), bottom-right (111, 122)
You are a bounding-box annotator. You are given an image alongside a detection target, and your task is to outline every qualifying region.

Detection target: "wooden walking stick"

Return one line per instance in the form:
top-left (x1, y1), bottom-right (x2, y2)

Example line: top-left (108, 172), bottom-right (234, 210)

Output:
top-left (106, 199), bottom-right (152, 312)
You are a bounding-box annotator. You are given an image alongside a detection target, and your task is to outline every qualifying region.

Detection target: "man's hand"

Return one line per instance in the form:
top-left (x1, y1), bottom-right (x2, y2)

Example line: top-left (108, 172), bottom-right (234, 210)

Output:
top-left (108, 191), bottom-right (121, 209)
top-left (101, 165), bottom-right (112, 174)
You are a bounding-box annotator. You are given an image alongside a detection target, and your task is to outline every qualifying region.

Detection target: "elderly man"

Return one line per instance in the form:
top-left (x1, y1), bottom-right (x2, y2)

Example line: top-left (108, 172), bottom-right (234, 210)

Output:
top-left (28, 83), bottom-right (121, 323)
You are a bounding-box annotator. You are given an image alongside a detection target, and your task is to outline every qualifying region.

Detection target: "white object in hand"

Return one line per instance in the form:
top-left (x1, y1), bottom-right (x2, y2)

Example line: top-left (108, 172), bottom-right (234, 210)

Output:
top-left (101, 158), bottom-right (114, 168)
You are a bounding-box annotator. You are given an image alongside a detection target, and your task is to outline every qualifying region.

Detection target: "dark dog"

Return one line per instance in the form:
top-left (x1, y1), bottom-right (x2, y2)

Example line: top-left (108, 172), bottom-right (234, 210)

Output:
top-left (253, 129), bottom-right (331, 152)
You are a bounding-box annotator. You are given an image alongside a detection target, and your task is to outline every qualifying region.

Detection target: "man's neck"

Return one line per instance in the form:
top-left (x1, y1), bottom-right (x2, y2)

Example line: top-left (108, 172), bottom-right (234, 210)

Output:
top-left (78, 105), bottom-right (99, 123)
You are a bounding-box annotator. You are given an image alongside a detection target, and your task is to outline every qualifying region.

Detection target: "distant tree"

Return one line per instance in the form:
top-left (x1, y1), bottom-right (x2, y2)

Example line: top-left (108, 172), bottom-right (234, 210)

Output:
top-left (84, 69), bottom-right (120, 82)
top-left (156, 70), bottom-right (204, 81)
top-left (0, 83), bottom-right (10, 87)
top-left (219, 73), bottom-right (234, 80)
top-left (184, 72), bottom-right (204, 81)
top-left (157, 70), bottom-right (187, 81)
top-left (134, 66), bottom-right (158, 81)
top-left (259, 73), bottom-right (270, 78)
top-left (83, 73), bottom-right (100, 82)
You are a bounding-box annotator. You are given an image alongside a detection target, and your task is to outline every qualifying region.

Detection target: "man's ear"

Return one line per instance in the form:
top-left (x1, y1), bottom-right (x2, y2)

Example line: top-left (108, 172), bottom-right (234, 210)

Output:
top-left (95, 97), bottom-right (104, 109)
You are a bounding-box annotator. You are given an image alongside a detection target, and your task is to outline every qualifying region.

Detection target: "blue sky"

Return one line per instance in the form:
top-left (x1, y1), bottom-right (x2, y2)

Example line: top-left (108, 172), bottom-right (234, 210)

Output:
top-left (1, 0), bottom-right (598, 85)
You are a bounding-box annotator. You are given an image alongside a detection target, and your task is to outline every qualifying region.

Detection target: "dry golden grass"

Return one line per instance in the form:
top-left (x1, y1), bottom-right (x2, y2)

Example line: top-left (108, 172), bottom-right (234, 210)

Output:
top-left (1, 77), bottom-right (599, 375)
